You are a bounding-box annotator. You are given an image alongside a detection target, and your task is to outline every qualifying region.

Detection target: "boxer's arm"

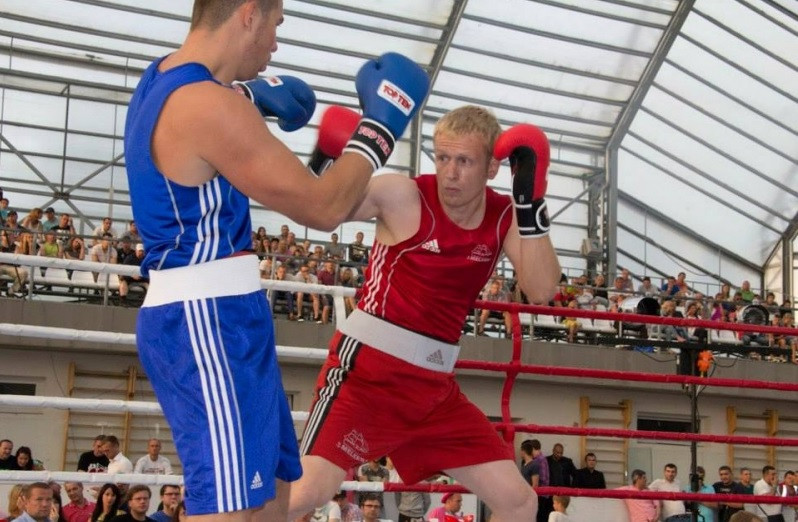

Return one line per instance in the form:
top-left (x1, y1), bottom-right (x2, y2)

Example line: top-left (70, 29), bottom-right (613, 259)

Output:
top-left (345, 174), bottom-right (421, 247)
top-left (503, 219), bottom-right (560, 304)
top-left (152, 81), bottom-right (377, 231)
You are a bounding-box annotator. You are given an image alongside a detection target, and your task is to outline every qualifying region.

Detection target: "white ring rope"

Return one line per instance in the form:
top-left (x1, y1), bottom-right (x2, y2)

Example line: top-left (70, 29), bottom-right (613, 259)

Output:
top-left (0, 323), bottom-right (329, 362)
top-left (0, 253), bottom-right (357, 297)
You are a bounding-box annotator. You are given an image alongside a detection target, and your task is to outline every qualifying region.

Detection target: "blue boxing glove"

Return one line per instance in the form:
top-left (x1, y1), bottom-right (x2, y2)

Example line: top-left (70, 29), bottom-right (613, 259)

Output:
top-left (233, 75), bottom-right (316, 132)
top-left (344, 53), bottom-right (430, 170)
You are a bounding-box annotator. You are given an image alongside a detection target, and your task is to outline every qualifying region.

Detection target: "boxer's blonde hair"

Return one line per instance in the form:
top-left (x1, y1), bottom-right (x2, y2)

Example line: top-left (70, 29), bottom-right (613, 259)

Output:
top-left (434, 105), bottom-right (502, 157)
top-left (191, 0), bottom-right (277, 30)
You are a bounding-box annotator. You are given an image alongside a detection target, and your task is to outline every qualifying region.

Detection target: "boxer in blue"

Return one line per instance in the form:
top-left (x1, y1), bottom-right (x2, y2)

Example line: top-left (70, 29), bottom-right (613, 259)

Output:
top-left (123, 1), bottom-right (429, 521)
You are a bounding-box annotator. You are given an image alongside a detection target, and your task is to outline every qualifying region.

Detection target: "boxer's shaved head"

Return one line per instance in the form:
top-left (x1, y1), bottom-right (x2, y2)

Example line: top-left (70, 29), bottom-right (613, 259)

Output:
top-left (192, 0), bottom-right (277, 30)
top-left (434, 105), bottom-right (501, 157)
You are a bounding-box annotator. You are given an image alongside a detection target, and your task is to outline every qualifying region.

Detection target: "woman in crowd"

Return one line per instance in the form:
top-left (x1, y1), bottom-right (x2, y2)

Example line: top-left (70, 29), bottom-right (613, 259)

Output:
top-left (13, 446), bottom-right (34, 470)
top-left (5, 484), bottom-right (23, 522)
top-left (89, 484), bottom-right (123, 522)
top-left (63, 236), bottom-right (86, 261)
top-left (171, 502), bottom-right (186, 522)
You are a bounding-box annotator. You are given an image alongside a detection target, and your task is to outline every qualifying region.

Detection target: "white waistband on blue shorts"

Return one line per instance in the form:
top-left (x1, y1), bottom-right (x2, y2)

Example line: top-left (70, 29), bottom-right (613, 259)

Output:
top-left (142, 254), bottom-right (261, 308)
top-left (338, 309), bottom-right (460, 373)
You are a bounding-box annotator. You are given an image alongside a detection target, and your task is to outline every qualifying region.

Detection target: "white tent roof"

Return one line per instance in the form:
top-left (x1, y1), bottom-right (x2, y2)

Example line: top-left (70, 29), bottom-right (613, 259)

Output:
top-left (0, 0), bottom-right (796, 297)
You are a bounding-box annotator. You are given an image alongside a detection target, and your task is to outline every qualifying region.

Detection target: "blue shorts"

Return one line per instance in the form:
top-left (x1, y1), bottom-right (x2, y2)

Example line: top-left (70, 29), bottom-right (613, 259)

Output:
top-left (137, 257), bottom-right (301, 515)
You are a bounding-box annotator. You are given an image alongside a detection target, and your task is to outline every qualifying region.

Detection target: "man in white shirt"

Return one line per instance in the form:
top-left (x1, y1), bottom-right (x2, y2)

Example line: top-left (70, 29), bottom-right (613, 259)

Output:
top-left (749, 466), bottom-right (783, 521)
top-left (648, 463), bottom-right (686, 521)
top-left (101, 435), bottom-right (133, 497)
top-left (133, 438), bottom-right (173, 475)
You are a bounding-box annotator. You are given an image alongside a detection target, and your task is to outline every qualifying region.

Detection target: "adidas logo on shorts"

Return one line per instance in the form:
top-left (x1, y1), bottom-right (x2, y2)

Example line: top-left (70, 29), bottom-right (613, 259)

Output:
top-left (421, 239), bottom-right (440, 253)
top-left (250, 471), bottom-right (263, 490)
top-left (426, 349), bottom-right (444, 366)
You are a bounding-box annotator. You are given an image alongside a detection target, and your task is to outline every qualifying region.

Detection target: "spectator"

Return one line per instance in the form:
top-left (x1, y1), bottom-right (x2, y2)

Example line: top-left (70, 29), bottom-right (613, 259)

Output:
top-left (37, 231), bottom-right (64, 262)
top-left (477, 279), bottom-right (512, 336)
top-left (88, 485), bottom-right (122, 522)
top-left (549, 495), bottom-right (570, 522)
top-left (685, 466), bottom-right (716, 522)
top-left (116, 238), bottom-right (135, 265)
top-left (295, 263), bottom-right (320, 322)
top-left (619, 268), bottom-right (634, 292)
top-left (426, 493), bottom-right (462, 522)
top-left (347, 231), bottom-right (369, 264)
top-left (740, 281), bottom-right (755, 303)
top-left (91, 218), bottom-right (118, 246)
top-left (561, 300), bottom-right (582, 343)
top-left (661, 300), bottom-right (688, 342)
top-left (121, 221), bottom-right (140, 245)
top-left (779, 299), bottom-right (793, 317)
top-left (675, 272), bottom-right (689, 294)
top-left (0, 245), bottom-right (28, 297)
top-left (20, 208), bottom-right (44, 238)
top-left (278, 224), bottom-right (290, 242)
top-left (777, 471), bottom-right (796, 521)
top-left (0, 197), bottom-right (9, 220)
top-left (0, 440), bottom-right (14, 469)
top-left (133, 438), bottom-right (172, 475)
top-left (271, 265), bottom-right (296, 320)
top-left (41, 208), bottom-right (58, 231)
top-left (15, 232), bottom-right (36, 257)
top-left (49, 492), bottom-right (63, 522)
top-left (14, 482), bottom-right (53, 522)
top-left (316, 260), bottom-right (337, 324)
top-left (77, 435), bottom-right (109, 473)
top-left (62, 483), bottom-right (94, 522)
top-left (638, 276), bottom-right (658, 298)
top-left (258, 255), bottom-right (274, 280)
top-left (327, 491), bottom-right (361, 522)
top-left (739, 468), bottom-right (755, 495)
top-left (572, 452), bottom-right (606, 489)
top-left (50, 215), bottom-right (75, 249)
top-left (747, 465), bottom-right (781, 521)
top-left (324, 232), bottom-right (346, 260)
top-left (729, 514), bottom-right (763, 522)
top-left (661, 276), bottom-right (679, 298)
top-left (618, 469), bottom-right (659, 522)
top-left (591, 274), bottom-right (609, 307)
top-left (357, 460), bottom-right (389, 512)
top-left (648, 463), bottom-right (686, 521)
top-left (684, 302), bottom-right (707, 343)
top-left (63, 237), bottom-right (86, 262)
top-left (356, 493), bottom-right (386, 522)
top-left (90, 233), bottom-right (118, 280)
top-left (13, 446), bottom-right (34, 471)
top-left (107, 485), bottom-right (153, 522)
top-left (118, 245), bottom-right (148, 304)
top-left (547, 443), bottom-right (576, 489)
top-left (520, 439), bottom-right (550, 522)
top-left (7, 484), bottom-right (24, 522)
top-left (713, 465), bottom-right (745, 522)
top-left (147, 486), bottom-right (180, 522)
top-left (286, 230), bottom-right (297, 248)
top-left (101, 436), bottom-right (133, 496)
top-left (763, 293), bottom-right (779, 314)
top-left (170, 502), bottom-right (185, 522)
top-left (608, 276), bottom-right (628, 307)
top-left (2, 210), bottom-right (24, 250)
top-left (338, 267), bottom-right (358, 316)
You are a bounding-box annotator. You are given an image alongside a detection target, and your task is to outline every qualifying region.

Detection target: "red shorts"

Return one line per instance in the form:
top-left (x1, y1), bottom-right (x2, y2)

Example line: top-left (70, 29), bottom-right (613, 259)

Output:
top-left (299, 330), bottom-right (514, 484)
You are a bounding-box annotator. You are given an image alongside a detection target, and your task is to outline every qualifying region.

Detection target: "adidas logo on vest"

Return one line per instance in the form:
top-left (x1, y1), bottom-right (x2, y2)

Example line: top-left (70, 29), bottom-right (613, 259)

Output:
top-left (426, 349), bottom-right (444, 366)
top-left (251, 471), bottom-right (263, 490)
top-left (421, 239), bottom-right (440, 253)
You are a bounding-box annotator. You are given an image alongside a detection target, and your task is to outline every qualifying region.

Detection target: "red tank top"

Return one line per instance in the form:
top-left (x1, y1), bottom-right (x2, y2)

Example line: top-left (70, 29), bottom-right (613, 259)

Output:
top-left (358, 175), bottom-right (513, 343)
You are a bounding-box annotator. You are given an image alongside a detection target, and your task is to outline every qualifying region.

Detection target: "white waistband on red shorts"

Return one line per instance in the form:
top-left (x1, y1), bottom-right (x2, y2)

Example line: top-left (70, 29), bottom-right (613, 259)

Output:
top-left (142, 254), bottom-right (261, 308)
top-left (338, 310), bottom-right (460, 373)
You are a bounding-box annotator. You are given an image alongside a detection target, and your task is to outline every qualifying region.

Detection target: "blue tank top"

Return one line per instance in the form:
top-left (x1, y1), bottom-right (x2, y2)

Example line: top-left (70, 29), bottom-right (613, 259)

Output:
top-left (124, 57), bottom-right (252, 276)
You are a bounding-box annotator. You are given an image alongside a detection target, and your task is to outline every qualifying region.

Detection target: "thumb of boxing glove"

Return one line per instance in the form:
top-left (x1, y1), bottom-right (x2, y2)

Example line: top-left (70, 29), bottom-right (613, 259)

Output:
top-left (307, 106), bottom-right (361, 176)
top-left (494, 124), bottom-right (551, 238)
top-left (234, 75), bottom-right (316, 132)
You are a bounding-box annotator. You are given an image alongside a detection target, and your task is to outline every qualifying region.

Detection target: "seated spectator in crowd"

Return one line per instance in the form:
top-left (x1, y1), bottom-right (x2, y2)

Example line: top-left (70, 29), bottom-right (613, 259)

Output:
top-left (562, 300), bottom-right (582, 343)
top-left (133, 438), bottom-right (171, 475)
top-left (0, 236), bottom-right (29, 297)
top-left (0, 440), bottom-right (14, 470)
top-left (661, 276), bottom-right (679, 298)
top-left (20, 208), bottom-right (44, 238)
top-left (617, 469), bottom-right (659, 522)
top-left (427, 493), bottom-right (463, 522)
top-left (116, 238), bottom-right (135, 265)
top-left (50, 491), bottom-right (64, 522)
top-left (77, 435), bottom-right (108, 473)
top-left (779, 299), bottom-right (793, 316)
top-left (661, 300), bottom-right (688, 342)
top-left (316, 260), bottom-right (337, 325)
top-left (107, 485), bottom-right (153, 522)
top-left (91, 218), bottom-right (118, 246)
top-left (675, 272), bottom-right (689, 293)
top-left (278, 224), bottom-right (290, 242)
top-left (62, 483), bottom-right (94, 522)
top-left (684, 302), bottom-right (707, 343)
top-left (90, 233), bottom-right (118, 282)
top-left (15, 232), bottom-right (36, 256)
top-left (12, 446), bottom-right (35, 471)
top-left (118, 245), bottom-right (148, 304)
top-left (0, 196), bottom-right (9, 220)
top-left (573, 453), bottom-right (606, 489)
top-left (347, 231), bottom-right (369, 264)
top-left (619, 268), bottom-right (634, 292)
top-left (100, 436), bottom-right (133, 496)
top-left (15, 482), bottom-right (53, 522)
top-left (326, 491), bottom-right (361, 522)
top-left (171, 502), bottom-right (185, 522)
top-left (592, 274), bottom-right (609, 307)
top-left (608, 276), bottom-right (628, 308)
top-left (89, 484), bottom-right (122, 522)
top-left (637, 276), bottom-right (658, 298)
top-left (51, 215), bottom-right (75, 247)
top-left (120, 221), bottom-right (141, 245)
top-left (357, 460), bottom-right (389, 510)
top-left (324, 232), bottom-right (346, 260)
top-left (38, 231), bottom-right (64, 264)
top-left (740, 280), bottom-right (755, 303)
top-left (286, 230), bottom-right (297, 247)
top-left (338, 267), bottom-right (358, 316)
top-left (719, 283), bottom-right (734, 312)
top-left (762, 292), bottom-right (779, 314)
top-left (258, 256), bottom-right (274, 280)
top-left (552, 273), bottom-right (576, 308)
top-left (41, 208), bottom-right (58, 231)
top-left (478, 279), bottom-right (512, 336)
top-left (295, 263), bottom-right (321, 322)
top-left (147, 486), bottom-right (180, 522)
top-left (63, 237), bottom-right (86, 262)
top-left (271, 265), bottom-right (296, 320)
top-left (356, 493), bottom-right (386, 522)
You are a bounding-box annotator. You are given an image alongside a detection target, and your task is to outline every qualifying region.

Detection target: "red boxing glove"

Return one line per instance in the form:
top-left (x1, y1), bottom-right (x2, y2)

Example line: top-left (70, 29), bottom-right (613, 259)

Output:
top-left (493, 124), bottom-right (551, 238)
top-left (307, 105), bottom-right (361, 176)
